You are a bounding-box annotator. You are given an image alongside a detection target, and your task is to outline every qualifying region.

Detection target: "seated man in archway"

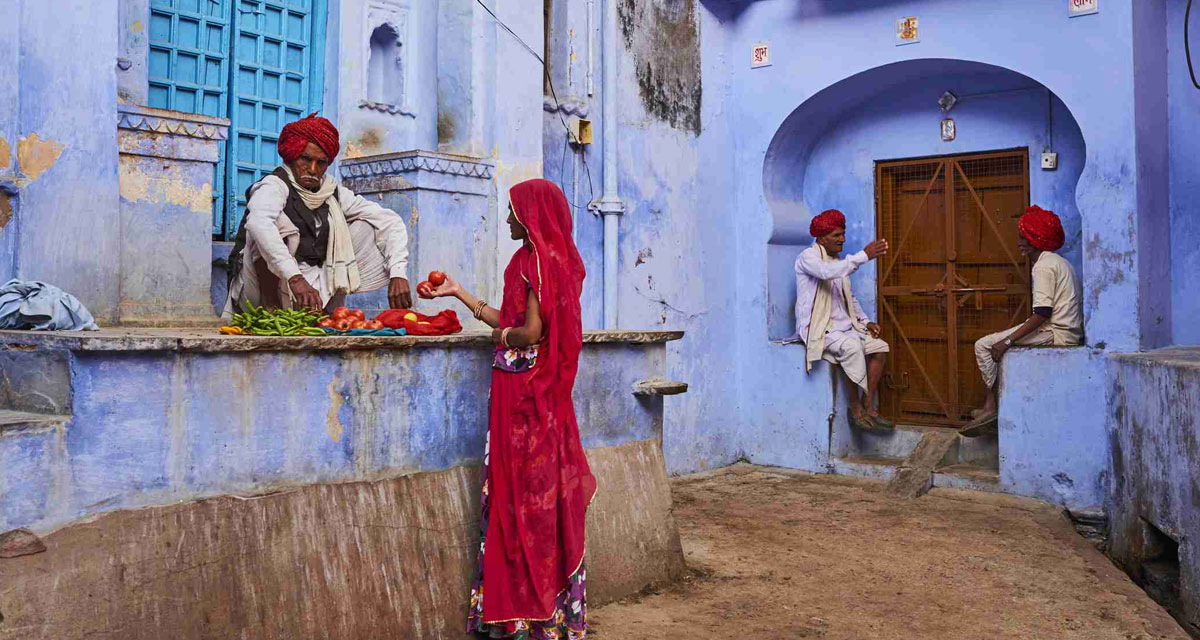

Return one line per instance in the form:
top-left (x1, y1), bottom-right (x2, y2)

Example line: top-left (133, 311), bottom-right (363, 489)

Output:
top-left (960, 205), bottom-right (1084, 437)
top-left (794, 209), bottom-right (892, 430)
top-left (222, 114), bottom-right (412, 318)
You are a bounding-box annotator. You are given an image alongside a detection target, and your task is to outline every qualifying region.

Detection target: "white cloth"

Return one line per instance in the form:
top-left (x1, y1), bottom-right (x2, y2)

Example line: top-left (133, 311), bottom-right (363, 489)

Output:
top-left (281, 165), bottom-right (360, 296)
top-left (974, 325), bottom-right (1055, 388)
top-left (791, 243), bottom-right (888, 391)
top-left (1031, 251), bottom-right (1084, 346)
top-left (222, 174), bottom-right (408, 318)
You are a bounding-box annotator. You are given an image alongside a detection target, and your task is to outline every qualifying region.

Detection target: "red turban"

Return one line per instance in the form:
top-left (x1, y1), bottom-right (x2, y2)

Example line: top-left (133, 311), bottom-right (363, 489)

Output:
top-left (810, 209), bottom-right (846, 238)
top-left (1018, 205), bottom-right (1065, 252)
top-left (277, 113), bottom-right (340, 163)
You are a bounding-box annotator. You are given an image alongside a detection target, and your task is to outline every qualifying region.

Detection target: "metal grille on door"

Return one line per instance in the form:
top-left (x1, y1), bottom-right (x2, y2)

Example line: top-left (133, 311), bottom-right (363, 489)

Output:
top-left (875, 149), bottom-right (1031, 427)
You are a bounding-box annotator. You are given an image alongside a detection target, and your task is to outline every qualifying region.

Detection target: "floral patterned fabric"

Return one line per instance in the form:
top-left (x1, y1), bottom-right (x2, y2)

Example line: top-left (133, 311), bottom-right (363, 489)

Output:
top-left (492, 344), bottom-right (540, 373)
top-left (467, 432), bottom-right (588, 639)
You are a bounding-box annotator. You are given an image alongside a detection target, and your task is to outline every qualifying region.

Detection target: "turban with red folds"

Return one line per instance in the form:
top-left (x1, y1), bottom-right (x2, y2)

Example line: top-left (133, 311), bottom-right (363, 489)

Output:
top-left (810, 209), bottom-right (846, 238)
top-left (277, 113), bottom-right (340, 163)
top-left (1018, 205), bottom-right (1065, 252)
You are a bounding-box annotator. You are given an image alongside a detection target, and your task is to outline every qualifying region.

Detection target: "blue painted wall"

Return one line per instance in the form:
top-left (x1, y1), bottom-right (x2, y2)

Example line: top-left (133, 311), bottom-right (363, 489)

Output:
top-left (0, 341), bottom-right (668, 534)
top-left (1169, 0), bottom-right (1200, 346)
top-left (4, 0), bottom-right (122, 323)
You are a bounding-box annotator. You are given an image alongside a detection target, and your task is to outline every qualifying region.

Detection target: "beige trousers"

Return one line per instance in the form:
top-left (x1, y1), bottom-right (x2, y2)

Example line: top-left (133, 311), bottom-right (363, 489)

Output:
top-left (974, 325), bottom-right (1055, 388)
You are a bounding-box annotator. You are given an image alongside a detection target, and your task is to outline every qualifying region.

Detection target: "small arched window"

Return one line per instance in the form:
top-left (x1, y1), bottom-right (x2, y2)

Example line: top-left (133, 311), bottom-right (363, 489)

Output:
top-left (367, 24), bottom-right (402, 106)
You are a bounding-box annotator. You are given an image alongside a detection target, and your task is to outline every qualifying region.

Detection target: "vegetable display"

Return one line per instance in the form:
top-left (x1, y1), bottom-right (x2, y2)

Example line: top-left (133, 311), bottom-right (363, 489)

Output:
top-left (228, 302), bottom-right (327, 336)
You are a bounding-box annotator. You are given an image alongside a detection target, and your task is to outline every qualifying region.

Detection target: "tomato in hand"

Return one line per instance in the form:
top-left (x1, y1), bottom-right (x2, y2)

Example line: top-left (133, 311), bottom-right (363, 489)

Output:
top-left (428, 271), bottom-right (447, 287)
top-left (417, 281), bottom-right (435, 299)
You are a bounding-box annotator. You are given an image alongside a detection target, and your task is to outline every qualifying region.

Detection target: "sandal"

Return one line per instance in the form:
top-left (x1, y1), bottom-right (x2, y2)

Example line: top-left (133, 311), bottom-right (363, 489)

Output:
top-left (849, 413), bottom-right (876, 431)
top-left (867, 414), bottom-right (895, 429)
top-left (959, 413), bottom-right (998, 438)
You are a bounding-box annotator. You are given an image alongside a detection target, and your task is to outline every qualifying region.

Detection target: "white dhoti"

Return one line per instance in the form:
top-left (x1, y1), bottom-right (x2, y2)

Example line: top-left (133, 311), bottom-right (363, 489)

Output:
top-left (974, 325), bottom-right (1054, 388)
top-left (223, 219), bottom-right (391, 319)
top-left (822, 330), bottom-right (890, 392)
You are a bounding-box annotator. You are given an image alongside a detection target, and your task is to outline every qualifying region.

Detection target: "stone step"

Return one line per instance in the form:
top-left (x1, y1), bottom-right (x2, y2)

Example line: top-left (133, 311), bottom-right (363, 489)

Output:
top-left (830, 455), bottom-right (1001, 493)
top-left (833, 423), bottom-right (999, 469)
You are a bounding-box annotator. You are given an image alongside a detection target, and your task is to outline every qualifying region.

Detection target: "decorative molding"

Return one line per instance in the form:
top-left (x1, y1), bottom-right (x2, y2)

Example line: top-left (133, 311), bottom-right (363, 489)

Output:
top-left (117, 105), bottom-right (230, 141)
top-left (340, 151), bottom-right (495, 180)
top-left (543, 98), bottom-right (590, 118)
top-left (357, 100), bottom-right (417, 118)
top-left (363, 0), bottom-right (416, 116)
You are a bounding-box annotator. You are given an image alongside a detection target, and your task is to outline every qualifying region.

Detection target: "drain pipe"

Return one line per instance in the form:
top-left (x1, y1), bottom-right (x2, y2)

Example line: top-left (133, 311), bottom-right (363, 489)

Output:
top-left (592, 0), bottom-right (625, 329)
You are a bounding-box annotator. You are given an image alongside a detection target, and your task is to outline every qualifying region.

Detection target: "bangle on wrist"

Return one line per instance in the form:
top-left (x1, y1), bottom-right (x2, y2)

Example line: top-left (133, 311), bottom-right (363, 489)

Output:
top-left (501, 327), bottom-right (512, 348)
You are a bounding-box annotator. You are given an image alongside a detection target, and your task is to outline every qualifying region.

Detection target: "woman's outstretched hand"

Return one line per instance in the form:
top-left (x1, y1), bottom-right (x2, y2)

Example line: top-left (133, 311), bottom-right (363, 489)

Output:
top-left (426, 274), bottom-right (462, 299)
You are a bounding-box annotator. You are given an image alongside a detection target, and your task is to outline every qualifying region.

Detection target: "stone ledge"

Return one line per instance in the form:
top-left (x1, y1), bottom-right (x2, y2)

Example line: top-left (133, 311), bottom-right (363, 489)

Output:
top-left (1107, 347), bottom-right (1200, 369)
top-left (0, 329), bottom-right (684, 353)
top-left (116, 104), bottom-right (230, 140)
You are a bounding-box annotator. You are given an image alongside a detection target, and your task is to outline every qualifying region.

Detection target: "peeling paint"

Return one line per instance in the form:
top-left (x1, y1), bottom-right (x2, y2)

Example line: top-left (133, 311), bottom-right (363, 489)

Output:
top-left (618, 0), bottom-right (702, 135)
top-left (118, 160), bottom-right (212, 213)
top-left (130, 20), bottom-right (143, 33)
top-left (0, 193), bottom-right (11, 229)
top-left (0, 135), bottom-right (10, 170)
top-left (17, 133), bottom-right (64, 182)
top-left (326, 377), bottom-right (345, 442)
top-left (345, 141), bottom-right (365, 159)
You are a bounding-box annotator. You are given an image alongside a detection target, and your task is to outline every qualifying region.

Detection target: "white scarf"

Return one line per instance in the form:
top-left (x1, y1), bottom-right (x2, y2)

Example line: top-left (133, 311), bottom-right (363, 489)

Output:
top-left (282, 165), bottom-right (360, 295)
top-left (805, 243), bottom-right (867, 373)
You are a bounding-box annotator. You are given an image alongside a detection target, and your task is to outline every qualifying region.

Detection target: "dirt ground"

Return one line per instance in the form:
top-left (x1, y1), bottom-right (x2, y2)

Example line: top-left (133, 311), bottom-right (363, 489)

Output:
top-left (589, 465), bottom-right (1188, 640)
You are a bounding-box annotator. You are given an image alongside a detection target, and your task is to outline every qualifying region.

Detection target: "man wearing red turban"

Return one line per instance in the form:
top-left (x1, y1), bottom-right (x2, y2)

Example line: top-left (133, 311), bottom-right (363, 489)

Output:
top-left (961, 205), bottom-right (1084, 436)
top-left (222, 114), bottom-right (413, 317)
top-left (792, 209), bottom-right (893, 430)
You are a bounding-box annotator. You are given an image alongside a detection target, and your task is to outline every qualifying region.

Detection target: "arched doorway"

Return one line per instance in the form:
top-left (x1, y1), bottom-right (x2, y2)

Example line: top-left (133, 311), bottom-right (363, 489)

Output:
top-left (763, 59), bottom-right (1087, 426)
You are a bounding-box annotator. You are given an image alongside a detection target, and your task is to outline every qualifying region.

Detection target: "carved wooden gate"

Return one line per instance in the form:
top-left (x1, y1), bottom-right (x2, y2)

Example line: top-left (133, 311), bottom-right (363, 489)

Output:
top-left (875, 149), bottom-right (1031, 427)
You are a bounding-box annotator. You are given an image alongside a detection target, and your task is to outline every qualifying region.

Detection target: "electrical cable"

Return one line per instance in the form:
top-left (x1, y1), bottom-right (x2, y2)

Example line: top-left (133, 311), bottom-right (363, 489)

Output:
top-left (474, 0), bottom-right (597, 210)
top-left (1188, 0), bottom-right (1200, 90)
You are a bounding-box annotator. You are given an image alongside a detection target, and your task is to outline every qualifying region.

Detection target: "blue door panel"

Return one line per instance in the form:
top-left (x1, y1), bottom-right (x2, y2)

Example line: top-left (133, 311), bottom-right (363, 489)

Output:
top-left (147, 0), bottom-right (325, 239)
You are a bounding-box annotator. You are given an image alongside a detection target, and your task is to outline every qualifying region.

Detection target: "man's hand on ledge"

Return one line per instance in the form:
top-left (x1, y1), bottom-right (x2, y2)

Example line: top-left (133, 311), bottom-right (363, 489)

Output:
top-left (388, 277), bottom-right (413, 309)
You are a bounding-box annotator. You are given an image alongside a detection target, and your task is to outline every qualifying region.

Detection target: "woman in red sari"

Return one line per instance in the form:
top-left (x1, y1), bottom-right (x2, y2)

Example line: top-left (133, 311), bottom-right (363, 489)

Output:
top-left (426, 179), bottom-right (596, 639)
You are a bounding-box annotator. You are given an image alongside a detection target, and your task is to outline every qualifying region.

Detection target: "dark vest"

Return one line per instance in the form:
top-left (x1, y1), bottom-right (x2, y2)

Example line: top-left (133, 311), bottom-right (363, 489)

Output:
top-left (226, 167), bottom-right (331, 294)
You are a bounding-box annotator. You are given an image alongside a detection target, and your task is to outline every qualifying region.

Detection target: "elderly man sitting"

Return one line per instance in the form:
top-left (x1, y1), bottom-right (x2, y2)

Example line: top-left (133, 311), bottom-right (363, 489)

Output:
top-left (222, 114), bottom-right (411, 318)
top-left (960, 205), bottom-right (1084, 437)
top-left (794, 209), bottom-right (892, 430)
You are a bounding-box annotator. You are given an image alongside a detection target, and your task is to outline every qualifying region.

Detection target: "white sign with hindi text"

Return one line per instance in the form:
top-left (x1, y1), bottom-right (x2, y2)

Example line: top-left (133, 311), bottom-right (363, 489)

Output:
top-left (1069, 0), bottom-right (1098, 17)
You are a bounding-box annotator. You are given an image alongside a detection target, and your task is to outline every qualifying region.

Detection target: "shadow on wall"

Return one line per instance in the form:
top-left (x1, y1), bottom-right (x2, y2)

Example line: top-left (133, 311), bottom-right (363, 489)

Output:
top-left (699, 0), bottom-right (917, 22)
top-left (762, 58), bottom-right (1087, 341)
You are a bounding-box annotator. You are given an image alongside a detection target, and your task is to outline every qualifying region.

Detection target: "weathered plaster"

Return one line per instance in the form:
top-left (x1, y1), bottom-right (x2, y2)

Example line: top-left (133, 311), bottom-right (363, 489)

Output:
top-left (0, 135), bottom-right (10, 170)
top-left (618, 0), bottom-right (702, 135)
top-left (118, 160), bottom-right (212, 214)
top-left (16, 133), bottom-right (63, 183)
top-left (0, 192), bottom-right (11, 229)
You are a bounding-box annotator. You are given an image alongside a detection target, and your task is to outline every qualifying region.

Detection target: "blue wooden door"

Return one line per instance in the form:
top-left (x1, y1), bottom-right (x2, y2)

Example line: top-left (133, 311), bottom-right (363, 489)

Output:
top-left (147, 0), bottom-right (234, 234)
top-left (147, 0), bottom-right (326, 238)
top-left (225, 0), bottom-right (326, 239)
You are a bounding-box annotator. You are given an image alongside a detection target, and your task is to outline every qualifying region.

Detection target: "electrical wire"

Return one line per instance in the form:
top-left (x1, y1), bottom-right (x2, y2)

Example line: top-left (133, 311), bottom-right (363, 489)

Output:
top-left (1188, 0), bottom-right (1200, 90)
top-left (474, 0), bottom-right (597, 210)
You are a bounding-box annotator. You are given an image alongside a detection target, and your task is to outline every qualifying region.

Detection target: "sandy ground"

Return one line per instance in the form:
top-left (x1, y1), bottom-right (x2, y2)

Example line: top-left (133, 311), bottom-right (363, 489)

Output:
top-left (589, 465), bottom-right (1188, 640)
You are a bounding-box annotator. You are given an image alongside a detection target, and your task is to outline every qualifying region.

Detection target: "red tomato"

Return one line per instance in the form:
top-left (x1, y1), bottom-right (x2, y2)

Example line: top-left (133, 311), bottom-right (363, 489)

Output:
top-left (317, 318), bottom-right (335, 329)
top-left (335, 319), bottom-right (352, 331)
top-left (349, 320), bottom-right (367, 330)
top-left (428, 271), bottom-right (447, 287)
top-left (417, 281), bottom-right (435, 299)
top-left (366, 319), bottom-right (384, 330)
top-left (332, 307), bottom-right (351, 321)
top-left (349, 309), bottom-right (365, 321)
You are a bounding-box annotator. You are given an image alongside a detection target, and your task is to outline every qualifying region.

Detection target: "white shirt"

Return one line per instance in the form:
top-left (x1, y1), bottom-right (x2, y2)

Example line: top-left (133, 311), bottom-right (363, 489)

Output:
top-left (1032, 251), bottom-right (1084, 345)
top-left (244, 175), bottom-right (409, 284)
top-left (793, 243), bottom-right (870, 342)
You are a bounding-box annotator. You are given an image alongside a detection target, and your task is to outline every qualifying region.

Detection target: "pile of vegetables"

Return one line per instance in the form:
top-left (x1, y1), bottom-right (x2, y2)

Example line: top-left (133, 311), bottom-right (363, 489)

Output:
top-left (220, 302), bottom-right (327, 336)
top-left (318, 307), bottom-right (384, 331)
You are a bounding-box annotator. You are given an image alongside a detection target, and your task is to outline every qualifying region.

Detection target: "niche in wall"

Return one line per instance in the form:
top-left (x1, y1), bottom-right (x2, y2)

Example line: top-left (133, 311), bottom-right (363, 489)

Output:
top-left (368, 24), bottom-right (402, 106)
top-left (358, 1), bottom-right (415, 117)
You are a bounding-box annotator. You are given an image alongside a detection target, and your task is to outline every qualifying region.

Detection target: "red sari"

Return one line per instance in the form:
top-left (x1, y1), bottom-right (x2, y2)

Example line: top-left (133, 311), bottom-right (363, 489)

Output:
top-left (468, 180), bottom-right (596, 638)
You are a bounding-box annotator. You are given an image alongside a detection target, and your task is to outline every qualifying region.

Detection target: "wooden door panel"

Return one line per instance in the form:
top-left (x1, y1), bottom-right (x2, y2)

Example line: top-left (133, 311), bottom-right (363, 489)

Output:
top-left (876, 150), bottom-right (1030, 427)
